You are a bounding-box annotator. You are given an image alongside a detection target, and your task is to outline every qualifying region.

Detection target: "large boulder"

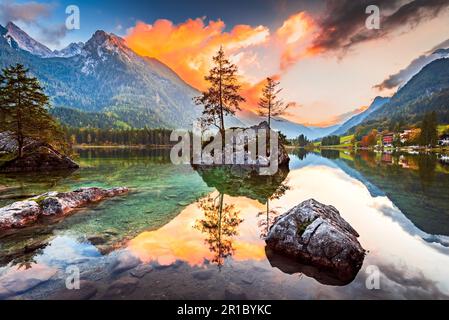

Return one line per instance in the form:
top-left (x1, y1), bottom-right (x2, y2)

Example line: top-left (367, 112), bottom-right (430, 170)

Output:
top-left (0, 132), bottom-right (79, 173)
top-left (265, 199), bottom-right (365, 284)
top-left (0, 187), bottom-right (129, 231)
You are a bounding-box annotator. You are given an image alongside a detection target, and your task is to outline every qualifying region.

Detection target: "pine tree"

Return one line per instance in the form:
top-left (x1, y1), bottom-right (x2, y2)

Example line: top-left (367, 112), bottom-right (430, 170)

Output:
top-left (419, 112), bottom-right (438, 147)
top-left (258, 77), bottom-right (290, 128)
top-left (195, 47), bottom-right (245, 133)
top-left (0, 64), bottom-right (67, 157)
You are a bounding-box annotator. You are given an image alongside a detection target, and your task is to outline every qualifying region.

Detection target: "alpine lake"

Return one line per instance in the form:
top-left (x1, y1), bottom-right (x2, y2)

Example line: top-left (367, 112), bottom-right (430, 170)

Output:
top-left (0, 147), bottom-right (449, 300)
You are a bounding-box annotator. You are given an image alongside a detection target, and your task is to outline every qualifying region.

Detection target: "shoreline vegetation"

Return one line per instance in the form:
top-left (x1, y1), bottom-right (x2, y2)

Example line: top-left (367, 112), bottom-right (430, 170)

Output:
top-left (73, 144), bottom-right (173, 149)
top-left (285, 143), bottom-right (449, 154)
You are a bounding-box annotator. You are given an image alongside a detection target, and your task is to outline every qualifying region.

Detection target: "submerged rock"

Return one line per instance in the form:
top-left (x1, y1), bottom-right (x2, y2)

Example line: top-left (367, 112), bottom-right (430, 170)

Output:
top-left (265, 199), bottom-right (365, 284)
top-left (0, 131), bottom-right (79, 173)
top-left (130, 265), bottom-right (153, 279)
top-left (49, 280), bottom-right (98, 300)
top-left (103, 277), bottom-right (138, 299)
top-left (0, 265), bottom-right (57, 295)
top-left (0, 187), bottom-right (129, 231)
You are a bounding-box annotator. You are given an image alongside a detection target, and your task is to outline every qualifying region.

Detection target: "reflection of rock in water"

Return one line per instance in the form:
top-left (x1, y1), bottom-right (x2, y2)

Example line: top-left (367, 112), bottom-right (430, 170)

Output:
top-left (0, 226), bottom-right (54, 268)
top-left (265, 248), bottom-right (357, 286)
top-left (194, 165), bottom-right (290, 204)
top-left (266, 199), bottom-right (365, 285)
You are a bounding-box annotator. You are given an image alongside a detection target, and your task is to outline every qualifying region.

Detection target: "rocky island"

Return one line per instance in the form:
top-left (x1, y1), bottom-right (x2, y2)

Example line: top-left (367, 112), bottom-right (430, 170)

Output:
top-left (0, 187), bottom-right (129, 231)
top-left (0, 132), bottom-right (79, 173)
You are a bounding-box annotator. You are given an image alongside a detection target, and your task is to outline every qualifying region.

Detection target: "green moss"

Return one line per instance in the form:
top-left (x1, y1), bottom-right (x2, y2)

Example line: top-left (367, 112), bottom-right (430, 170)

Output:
top-left (31, 195), bottom-right (48, 206)
top-left (297, 220), bottom-right (312, 236)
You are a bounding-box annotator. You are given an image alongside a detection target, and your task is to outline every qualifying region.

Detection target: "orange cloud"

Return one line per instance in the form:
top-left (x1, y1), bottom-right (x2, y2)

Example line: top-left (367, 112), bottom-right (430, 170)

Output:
top-left (276, 12), bottom-right (317, 71)
top-left (125, 18), bottom-right (269, 90)
top-left (240, 74), bottom-right (281, 112)
top-left (290, 105), bottom-right (369, 127)
top-left (125, 13), bottom-right (320, 119)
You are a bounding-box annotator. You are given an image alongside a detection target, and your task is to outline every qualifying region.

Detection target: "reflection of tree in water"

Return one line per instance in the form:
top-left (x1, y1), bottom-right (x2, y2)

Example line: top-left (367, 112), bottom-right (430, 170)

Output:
top-left (257, 182), bottom-right (290, 239)
top-left (320, 149), bottom-right (340, 160)
top-left (195, 193), bottom-right (243, 269)
top-left (417, 153), bottom-right (437, 191)
top-left (290, 148), bottom-right (308, 160)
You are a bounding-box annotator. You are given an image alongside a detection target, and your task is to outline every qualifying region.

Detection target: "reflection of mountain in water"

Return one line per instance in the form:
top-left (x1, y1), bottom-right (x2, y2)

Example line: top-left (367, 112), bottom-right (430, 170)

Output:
top-left (323, 151), bottom-right (449, 237)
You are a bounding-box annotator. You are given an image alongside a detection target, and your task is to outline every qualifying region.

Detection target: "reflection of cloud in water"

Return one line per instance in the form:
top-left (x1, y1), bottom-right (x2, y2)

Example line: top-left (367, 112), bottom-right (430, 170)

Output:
top-left (277, 164), bottom-right (449, 296)
top-left (126, 162), bottom-right (449, 298)
top-left (372, 203), bottom-right (449, 250)
top-left (365, 262), bottom-right (449, 299)
top-left (127, 194), bottom-right (267, 267)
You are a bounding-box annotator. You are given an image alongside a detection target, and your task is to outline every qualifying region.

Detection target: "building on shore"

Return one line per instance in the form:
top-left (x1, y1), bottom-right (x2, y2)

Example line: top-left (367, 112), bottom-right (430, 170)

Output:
top-left (382, 132), bottom-right (394, 147)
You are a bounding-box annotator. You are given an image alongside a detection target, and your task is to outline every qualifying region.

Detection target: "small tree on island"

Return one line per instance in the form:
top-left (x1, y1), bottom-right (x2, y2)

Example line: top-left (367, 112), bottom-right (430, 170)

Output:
top-left (258, 77), bottom-right (290, 128)
top-left (195, 47), bottom-right (245, 134)
top-left (0, 64), bottom-right (68, 158)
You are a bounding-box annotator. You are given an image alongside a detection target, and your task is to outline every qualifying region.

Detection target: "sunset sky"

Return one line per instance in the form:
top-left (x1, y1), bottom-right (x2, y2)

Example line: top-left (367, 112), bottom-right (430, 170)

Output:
top-left (2, 0), bottom-right (449, 126)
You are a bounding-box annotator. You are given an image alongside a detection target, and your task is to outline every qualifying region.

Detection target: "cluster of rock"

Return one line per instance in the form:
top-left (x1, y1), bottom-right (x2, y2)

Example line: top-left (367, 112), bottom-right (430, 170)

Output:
top-left (0, 187), bottom-right (129, 231)
top-left (193, 122), bottom-right (290, 172)
top-left (266, 199), bottom-right (365, 284)
top-left (0, 131), bottom-right (79, 172)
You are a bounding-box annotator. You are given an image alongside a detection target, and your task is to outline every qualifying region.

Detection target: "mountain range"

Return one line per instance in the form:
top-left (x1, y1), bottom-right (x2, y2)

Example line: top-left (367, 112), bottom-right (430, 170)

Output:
top-left (0, 22), bottom-right (209, 129)
top-left (330, 97), bottom-right (390, 136)
top-left (361, 58), bottom-right (449, 126)
top-left (0, 22), bottom-right (331, 137)
top-left (1, 21), bottom-right (448, 139)
top-left (330, 57), bottom-right (449, 136)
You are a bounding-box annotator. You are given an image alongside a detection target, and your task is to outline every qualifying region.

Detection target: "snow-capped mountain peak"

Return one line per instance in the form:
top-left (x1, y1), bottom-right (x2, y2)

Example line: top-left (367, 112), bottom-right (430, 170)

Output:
top-left (53, 42), bottom-right (84, 58)
top-left (83, 30), bottom-right (135, 59)
top-left (5, 22), bottom-right (55, 58)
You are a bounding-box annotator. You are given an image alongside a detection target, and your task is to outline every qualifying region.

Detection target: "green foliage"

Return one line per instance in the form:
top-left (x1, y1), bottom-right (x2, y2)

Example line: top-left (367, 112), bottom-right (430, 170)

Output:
top-left (419, 112), bottom-right (438, 146)
top-left (0, 64), bottom-right (68, 157)
top-left (278, 132), bottom-right (289, 145)
top-left (65, 127), bottom-right (174, 146)
top-left (195, 47), bottom-right (245, 131)
top-left (321, 135), bottom-right (341, 146)
top-left (258, 77), bottom-right (289, 127)
top-left (297, 134), bottom-right (310, 147)
top-left (50, 107), bottom-right (131, 130)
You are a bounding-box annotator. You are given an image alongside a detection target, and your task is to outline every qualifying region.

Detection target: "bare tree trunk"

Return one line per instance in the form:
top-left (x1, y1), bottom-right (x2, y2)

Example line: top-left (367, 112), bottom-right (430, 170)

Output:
top-left (17, 108), bottom-right (23, 158)
top-left (218, 193), bottom-right (224, 270)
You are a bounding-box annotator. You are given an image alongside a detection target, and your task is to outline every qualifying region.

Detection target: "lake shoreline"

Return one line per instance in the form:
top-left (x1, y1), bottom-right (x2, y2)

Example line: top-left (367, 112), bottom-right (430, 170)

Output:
top-left (285, 145), bottom-right (449, 154)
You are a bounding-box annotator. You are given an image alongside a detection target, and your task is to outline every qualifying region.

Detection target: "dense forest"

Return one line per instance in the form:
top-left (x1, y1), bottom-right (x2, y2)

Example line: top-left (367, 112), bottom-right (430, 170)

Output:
top-left (321, 135), bottom-right (341, 146)
top-left (65, 127), bottom-right (175, 146)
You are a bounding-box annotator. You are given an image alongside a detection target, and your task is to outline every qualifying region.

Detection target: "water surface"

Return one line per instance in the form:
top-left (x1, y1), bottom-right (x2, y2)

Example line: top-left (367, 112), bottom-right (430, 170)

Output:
top-left (0, 148), bottom-right (448, 299)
